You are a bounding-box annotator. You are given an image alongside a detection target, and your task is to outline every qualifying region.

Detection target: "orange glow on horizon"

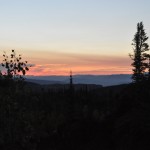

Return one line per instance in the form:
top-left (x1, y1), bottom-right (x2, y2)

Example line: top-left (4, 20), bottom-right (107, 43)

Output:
top-left (24, 52), bottom-right (133, 76)
top-left (26, 63), bottom-right (132, 76)
top-left (0, 50), bottom-right (133, 76)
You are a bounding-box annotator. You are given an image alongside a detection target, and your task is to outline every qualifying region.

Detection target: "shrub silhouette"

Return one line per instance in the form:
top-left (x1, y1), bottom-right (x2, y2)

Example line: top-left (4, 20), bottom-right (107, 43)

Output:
top-left (0, 50), bottom-right (31, 87)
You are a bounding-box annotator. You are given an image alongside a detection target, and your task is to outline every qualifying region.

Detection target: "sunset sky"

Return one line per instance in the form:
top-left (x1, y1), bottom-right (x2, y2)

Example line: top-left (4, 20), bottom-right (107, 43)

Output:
top-left (0, 0), bottom-right (150, 75)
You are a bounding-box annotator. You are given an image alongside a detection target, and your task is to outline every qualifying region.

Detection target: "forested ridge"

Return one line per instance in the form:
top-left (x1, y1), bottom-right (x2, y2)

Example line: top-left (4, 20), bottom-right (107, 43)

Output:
top-left (0, 81), bottom-right (150, 150)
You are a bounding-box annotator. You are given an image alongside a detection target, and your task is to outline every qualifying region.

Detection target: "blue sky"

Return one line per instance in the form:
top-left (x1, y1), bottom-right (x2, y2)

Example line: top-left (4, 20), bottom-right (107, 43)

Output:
top-left (0, 0), bottom-right (150, 75)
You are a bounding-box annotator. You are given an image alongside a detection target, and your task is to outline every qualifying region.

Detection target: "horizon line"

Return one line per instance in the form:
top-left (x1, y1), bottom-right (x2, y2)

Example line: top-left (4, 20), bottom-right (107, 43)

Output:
top-left (25, 73), bottom-right (132, 77)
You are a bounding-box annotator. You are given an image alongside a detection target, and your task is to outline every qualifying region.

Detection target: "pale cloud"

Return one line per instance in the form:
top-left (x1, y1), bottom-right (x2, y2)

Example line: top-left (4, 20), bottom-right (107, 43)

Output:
top-left (27, 57), bottom-right (132, 76)
top-left (0, 50), bottom-right (132, 76)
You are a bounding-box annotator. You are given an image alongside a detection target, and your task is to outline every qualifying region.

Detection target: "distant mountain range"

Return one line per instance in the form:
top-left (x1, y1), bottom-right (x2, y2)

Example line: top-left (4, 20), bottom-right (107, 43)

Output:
top-left (25, 74), bottom-right (132, 86)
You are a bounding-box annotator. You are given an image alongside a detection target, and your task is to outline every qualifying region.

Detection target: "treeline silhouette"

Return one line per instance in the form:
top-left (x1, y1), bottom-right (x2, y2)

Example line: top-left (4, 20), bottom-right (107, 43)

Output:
top-left (0, 81), bottom-right (150, 150)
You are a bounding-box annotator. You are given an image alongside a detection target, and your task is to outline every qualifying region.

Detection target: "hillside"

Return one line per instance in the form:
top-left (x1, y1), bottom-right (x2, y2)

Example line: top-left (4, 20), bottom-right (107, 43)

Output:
top-left (26, 74), bottom-right (132, 86)
top-left (0, 80), bottom-right (150, 150)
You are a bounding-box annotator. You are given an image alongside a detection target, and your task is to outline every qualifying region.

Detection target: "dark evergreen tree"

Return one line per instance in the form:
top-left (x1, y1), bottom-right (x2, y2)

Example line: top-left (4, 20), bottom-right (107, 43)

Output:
top-left (144, 54), bottom-right (150, 80)
top-left (130, 22), bottom-right (149, 83)
top-left (69, 70), bottom-right (73, 90)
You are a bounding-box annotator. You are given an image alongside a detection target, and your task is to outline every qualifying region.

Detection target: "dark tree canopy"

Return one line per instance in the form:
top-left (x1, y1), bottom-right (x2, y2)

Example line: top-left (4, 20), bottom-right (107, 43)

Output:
top-left (130, 22), bottom-right (149, 83)
top-left (1, 50), bottom-right (30, 79)
top-left (0, 50), bottom-right (31, 88)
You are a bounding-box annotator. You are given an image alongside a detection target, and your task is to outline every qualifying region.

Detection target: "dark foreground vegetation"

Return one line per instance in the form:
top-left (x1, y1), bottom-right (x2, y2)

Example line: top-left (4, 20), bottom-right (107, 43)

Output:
top-left (0, 80), bottom-right (150, 150)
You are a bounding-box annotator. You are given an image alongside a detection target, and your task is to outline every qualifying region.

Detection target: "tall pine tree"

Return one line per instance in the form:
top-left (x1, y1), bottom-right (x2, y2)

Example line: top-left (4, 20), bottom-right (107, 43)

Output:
top-left (130, 22), bottom-right (149, 83)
